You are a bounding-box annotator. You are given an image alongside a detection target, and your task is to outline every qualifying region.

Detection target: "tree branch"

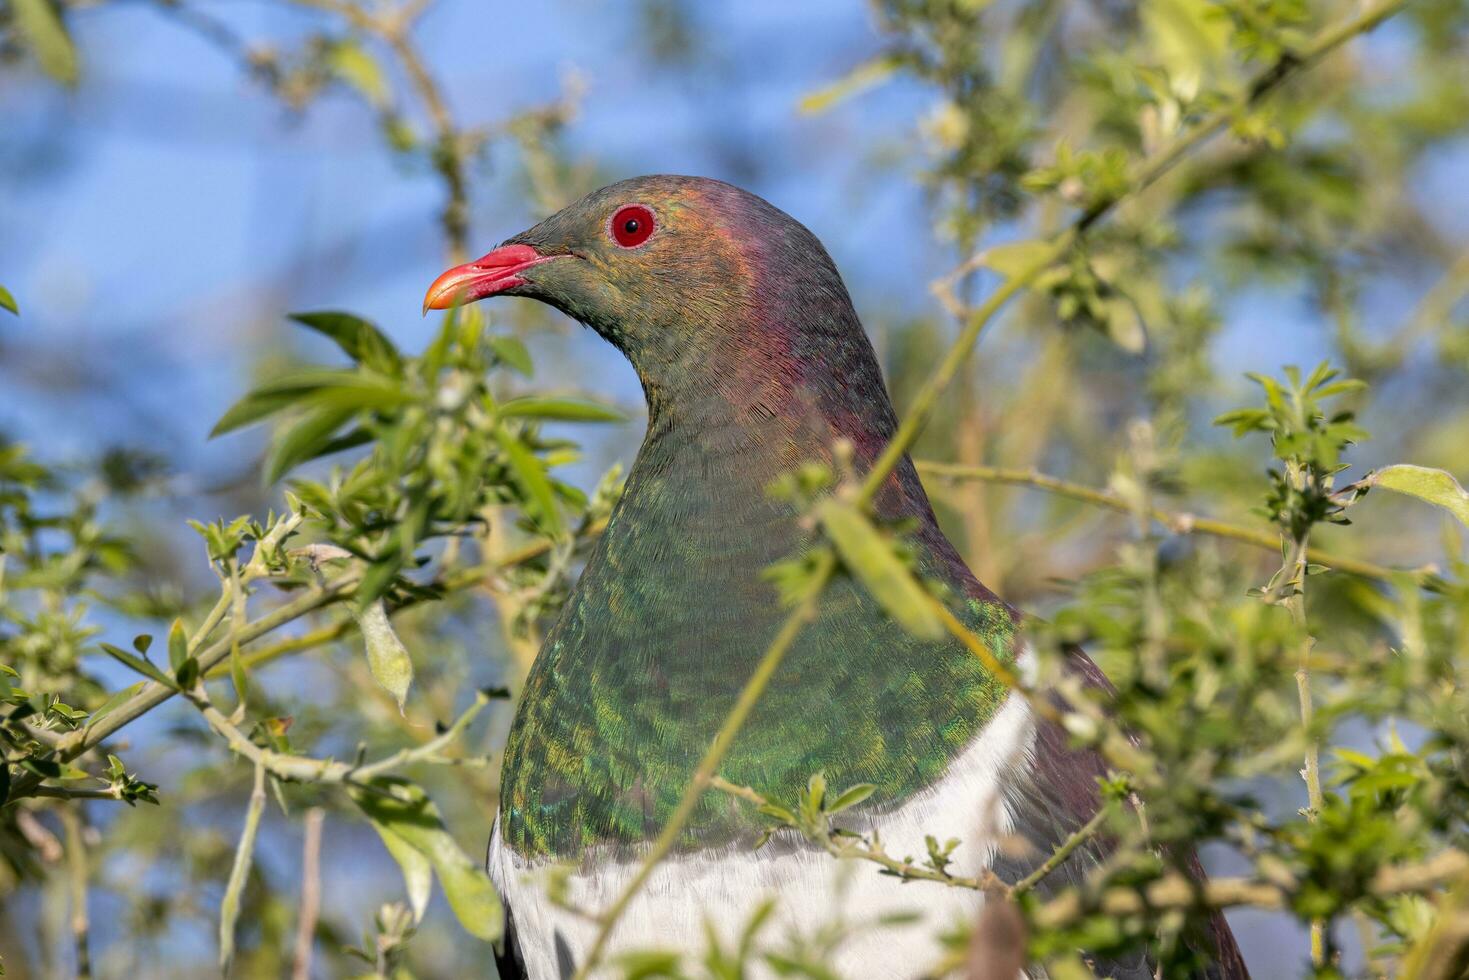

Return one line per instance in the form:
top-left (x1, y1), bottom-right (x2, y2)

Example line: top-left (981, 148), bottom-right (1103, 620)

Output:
top-left (1031, 848), bottom-right (1469, 930)
top-left (914, 460), bottom-right (1402, 582)
top-left (856, 0), bottom-right (1413, 510)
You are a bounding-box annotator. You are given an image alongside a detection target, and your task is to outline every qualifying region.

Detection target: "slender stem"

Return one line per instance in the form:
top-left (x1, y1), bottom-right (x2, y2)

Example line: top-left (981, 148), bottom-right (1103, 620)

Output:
top-left (281, 0), bottom-right (470, 258)
top-left (858, 0), bottom-right (1412, 510)
top-left (2, 574), bottom-right (357, 804)
top-left (708, 777), bottom-right (1006, 893)
top-left (190, 687), bottom-right (492, 787)
top-left (219, 760), bottom-right (267, 973)
top-left (1282, 529), bottom-right (1327, 965)
top-left (209, 520), bottom-right (606, 680)
top-left (59, 805), bottom-right (92, 980)
top-left (188, 588), bottom-right (234, 653)
top-left (9, 516), bottom-right (603, 805)
top-left (572, 553), bottom-right (836, 980)
top-left (1011, 799), bottom-right (1116, 896)
top-left (292, 807), bottom-right (325, 980)
top-left (859, 235), bottom-right (1072, 508)
top-left (915, 460), bottom-right (1401, 582)
top-left (1032, 848), bottom-right (1469, 930)
top-left (28, 786), bottom-right (121, 802)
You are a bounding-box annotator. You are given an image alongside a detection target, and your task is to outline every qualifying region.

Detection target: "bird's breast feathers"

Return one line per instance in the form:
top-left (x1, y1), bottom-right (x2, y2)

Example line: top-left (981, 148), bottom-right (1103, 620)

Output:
top-left (490, 691), bottom-right (1039, 980)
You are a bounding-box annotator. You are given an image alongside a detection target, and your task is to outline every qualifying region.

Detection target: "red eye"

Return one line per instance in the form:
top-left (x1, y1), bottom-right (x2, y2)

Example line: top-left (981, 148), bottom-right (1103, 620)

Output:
top-left (610, 205), bottom-right (656, 248)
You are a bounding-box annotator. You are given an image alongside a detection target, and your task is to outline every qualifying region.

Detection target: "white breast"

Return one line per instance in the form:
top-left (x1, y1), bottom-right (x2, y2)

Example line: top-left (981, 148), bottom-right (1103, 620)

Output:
top-left (489, 692), bottom-right (1036, 980)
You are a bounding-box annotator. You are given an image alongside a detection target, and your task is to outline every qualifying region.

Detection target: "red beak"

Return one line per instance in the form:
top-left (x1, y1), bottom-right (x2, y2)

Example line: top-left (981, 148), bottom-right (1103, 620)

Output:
top-left (422, 244), bottom-right (558, 313)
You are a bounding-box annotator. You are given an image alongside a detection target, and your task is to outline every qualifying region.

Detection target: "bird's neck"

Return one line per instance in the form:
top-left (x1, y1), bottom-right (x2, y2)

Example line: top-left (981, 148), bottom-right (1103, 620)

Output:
top-left (497, 304), bottom-right (1018, 860)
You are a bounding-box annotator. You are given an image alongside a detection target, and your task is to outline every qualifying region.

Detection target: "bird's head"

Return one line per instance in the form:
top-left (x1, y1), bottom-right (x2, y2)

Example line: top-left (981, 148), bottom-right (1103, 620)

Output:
top-left (424, 175), bottom-right (859, 400)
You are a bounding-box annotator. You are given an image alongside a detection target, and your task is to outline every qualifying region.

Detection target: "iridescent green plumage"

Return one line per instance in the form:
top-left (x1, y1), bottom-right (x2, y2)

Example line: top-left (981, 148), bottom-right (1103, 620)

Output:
top-left (490, 176), bottom-right (1017, 858)
top-left (440, 175), bottom-right (1246, 980)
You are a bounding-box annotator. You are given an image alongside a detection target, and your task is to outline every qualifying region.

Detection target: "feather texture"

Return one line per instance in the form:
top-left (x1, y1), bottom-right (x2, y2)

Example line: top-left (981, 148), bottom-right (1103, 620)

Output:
top-left (446, 176), bottom-right (1247, 979)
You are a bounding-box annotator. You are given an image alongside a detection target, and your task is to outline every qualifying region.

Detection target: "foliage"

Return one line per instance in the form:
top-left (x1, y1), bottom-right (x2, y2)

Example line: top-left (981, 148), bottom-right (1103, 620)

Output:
top-left (4, 0), bottom-right (1469, 977)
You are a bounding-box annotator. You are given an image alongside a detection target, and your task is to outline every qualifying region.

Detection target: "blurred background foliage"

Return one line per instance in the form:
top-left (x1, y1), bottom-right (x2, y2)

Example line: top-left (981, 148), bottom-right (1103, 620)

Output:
top-left (2, 0), bottom-right (1469, 976)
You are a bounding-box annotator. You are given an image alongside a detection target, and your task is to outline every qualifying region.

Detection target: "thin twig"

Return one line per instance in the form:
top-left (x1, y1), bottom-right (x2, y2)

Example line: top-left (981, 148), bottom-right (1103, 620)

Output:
top-left (857, 0), bottom-right (1412, 510)
top-left (1011, 799), bottom-right (1117, 896)
top-left (914, 460), bottom-right (1403, 582)
top-left (219, 760), bottom-right (267, 974)
top-left (28, 786), bottom-right (121, 802)
top-left (1279, 525), bottom-right (1327, 966)
top-left (188, 687), bottom-right (493, 788)
top-left (59, 805), bottom-right (92, 979)
top-left (292, 808), bottom-right (325, 980)
top-left (708, 776), bottom-right (1007, 893)
top-left (1032, 848), bottom-right (1469, 929)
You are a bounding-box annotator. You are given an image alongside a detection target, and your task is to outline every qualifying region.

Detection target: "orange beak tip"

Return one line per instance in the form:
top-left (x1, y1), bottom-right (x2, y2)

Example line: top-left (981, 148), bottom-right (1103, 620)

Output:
top-left (422, 244), bottom-right (554, 317)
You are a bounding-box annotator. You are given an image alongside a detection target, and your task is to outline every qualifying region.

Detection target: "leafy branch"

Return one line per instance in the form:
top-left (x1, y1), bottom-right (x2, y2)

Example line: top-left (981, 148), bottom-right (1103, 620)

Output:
top-left (857, 0), bottom-right (1411, 510)
top-left (914, 460), bottom-right (1403, 582)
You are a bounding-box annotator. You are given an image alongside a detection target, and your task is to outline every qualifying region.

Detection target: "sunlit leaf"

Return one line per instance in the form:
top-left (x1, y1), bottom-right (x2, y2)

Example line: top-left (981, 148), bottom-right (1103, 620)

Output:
top-left (815, 499), bottom-right (943, 640)
top-left (0, 285), bottom-right (17, 316)
top-left (167, 618), bottom-right (188, 672)
top-left (212, 369), bottom-right (408, 437)
top-left (798, 54), bottom-right (900, 114)
top-left (290, 311), bottom-right (403, 375)
top-left (352, 779), bottom-right (503, 942)
top-left (12, 0), bottom-right (78, 84)
top-left (365, 815), bottom-right (434, 923)
top-left (324, 40), bottom-right (390, 109)
top-left (352, 598), bottom-right (413, 711)
top-left (496, 428), bottom-right (562, 536)
top-left (1365, 464), bottom-right (1469, 527)
top-left (98, 643), bottom-right (176, 689)
top-left (498, 396), bottom-right (624, 423)
top-left (264, 405), bottom-right (357, 483)
top-left (825, 782), bottom-right (877, 815)
top-left (976, 239), bottom-right (1057, 281)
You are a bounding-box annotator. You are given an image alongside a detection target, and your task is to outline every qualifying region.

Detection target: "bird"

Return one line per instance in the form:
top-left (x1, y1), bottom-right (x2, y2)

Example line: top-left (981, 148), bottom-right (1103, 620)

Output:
top-left (423, 175), bottom-right (1248, 980)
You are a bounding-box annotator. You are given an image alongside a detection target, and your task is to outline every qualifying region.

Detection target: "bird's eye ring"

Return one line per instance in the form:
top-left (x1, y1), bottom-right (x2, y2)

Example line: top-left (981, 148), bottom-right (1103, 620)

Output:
top-left (610, 205), bottom-right (656, 248)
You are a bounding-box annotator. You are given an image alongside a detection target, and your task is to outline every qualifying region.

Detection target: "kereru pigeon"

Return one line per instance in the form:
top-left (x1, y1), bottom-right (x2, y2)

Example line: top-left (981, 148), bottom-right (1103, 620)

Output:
top-left (424, 175), bottom-right (1248, 980)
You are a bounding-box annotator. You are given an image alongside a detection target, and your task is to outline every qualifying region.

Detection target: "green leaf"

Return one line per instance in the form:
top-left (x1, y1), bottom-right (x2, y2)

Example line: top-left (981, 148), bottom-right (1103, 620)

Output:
top-left (756, 802), bottom-right (797, 825)
top-left (85, 682), bottom-right (145, 730)
top-left (498, 396), bottom-right (624, 423)
top-left (1365, 465), bottom-right (1469, 527)
top-left (351, 599), bottom-right (413, 712)
top-left (825, 782), bottom-right (877, 815)
top-left (289, 311), bottom-right (402, 375)
top-left (496, 428), bottom-right (562, 536)
top-left (264, 405), bottom-right (356, 483)
top-left (798, 53), bottom-right (900, 114)
top-left (230, 643), bottom-right (250, 714)
top-left (356, 554), bottom-right (403, 612)
top-left (364, 812), bottom-right (434, 923)
top-left (323, 40), bottom-right (390, 109)
top-left (212, 369), bottom-right (408, 437)
top-left (488, 335), bottom-right (534, 377)
top-left (976, 239), bottom-right (1058, 281)
top-left (351, 779), bottom-right (503, 942)
top-left (11, 0), bottom-right (78, 85)
top-left (175, 656), bottom-right (199, 691)
top-left (167, 618), bottom-right (188, 672)
top-left (815, 499), bottom-right (944, 640)
top-left (98, 643), bottom-right (176, 689)
top-left (0, 285), bottom-right (17, 316)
